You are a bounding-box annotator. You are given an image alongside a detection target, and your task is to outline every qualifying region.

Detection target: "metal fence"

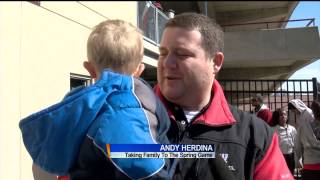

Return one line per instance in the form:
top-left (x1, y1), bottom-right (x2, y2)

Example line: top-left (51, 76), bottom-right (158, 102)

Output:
top-left (219, 78), bottom-right (318, 113)
top-left (221, 18), bottom-right (315, 31)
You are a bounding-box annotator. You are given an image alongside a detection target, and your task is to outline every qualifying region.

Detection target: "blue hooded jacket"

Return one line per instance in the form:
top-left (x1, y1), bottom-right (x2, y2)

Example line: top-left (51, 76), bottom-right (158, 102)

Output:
top-left (19, 70), bottom-right (170, 179)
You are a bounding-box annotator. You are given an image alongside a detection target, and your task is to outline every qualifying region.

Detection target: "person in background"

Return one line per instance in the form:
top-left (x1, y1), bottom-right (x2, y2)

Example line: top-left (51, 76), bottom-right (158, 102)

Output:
top-left (152, 1), bottom-right (163, 11)
top-left (288, 99), bottom-right (314, 127)
top-left (311, 100), bottom-right (320, 141)
top-left (19, 19), bottom-right (170, 180)
top-left (273, 108), bottom-right (297, 175)
top-left (295, 100), bottom-right (320, 180)
top-left (155, 12), bottom-right (293, 180)
top-left (251, 93), bottom-right (274, 126)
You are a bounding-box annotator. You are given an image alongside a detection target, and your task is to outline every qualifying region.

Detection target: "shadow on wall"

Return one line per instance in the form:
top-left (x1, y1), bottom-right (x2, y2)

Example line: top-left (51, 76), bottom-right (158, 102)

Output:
top-left (32, 163), bottom-right (56, 180)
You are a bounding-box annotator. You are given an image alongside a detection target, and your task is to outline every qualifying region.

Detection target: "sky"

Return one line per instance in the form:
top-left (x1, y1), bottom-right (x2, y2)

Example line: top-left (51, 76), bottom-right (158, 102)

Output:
top-left (286, 1), bottom-right (320, 81)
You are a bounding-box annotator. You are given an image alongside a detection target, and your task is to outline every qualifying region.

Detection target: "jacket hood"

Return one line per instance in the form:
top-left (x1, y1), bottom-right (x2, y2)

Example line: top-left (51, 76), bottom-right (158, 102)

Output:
top-left (289, 99), bottom-right (310, 113)
top-left (289, 99), bottom-right (314, 127)
top-left (19, 70), bottom-right (133, 175)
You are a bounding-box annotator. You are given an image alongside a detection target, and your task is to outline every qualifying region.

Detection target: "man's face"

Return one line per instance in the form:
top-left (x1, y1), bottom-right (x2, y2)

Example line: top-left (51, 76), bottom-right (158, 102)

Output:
top-left (157, 27), bottom-right (215, 108)
top-left (251, 99), bottom-right (259, 107)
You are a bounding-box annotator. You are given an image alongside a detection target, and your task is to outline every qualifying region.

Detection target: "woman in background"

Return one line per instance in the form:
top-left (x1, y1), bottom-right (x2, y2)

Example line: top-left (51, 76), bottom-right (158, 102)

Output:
top-left (273, 108), bottom-right (297, 175)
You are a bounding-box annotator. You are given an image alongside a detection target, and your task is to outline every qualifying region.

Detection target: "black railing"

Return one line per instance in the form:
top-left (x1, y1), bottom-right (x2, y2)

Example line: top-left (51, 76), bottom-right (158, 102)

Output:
top-left (219, 78), bottom-right (318, 126)
top-left (221, 18), bottom-right (316, 31)
top-left (219, 78), bottom-right (318, 113)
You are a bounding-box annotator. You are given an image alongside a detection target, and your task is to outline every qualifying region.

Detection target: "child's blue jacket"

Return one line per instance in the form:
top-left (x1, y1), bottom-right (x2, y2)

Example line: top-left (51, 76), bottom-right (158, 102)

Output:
top-left (19, 70), bottom-right (171, 180)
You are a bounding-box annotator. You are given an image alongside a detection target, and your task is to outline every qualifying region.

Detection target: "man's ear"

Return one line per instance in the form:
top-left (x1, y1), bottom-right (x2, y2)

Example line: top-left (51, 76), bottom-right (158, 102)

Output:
top-left (213, 52), bottom-right (224, 73)
top-left (133, 63), bottom-right (145, 77)
top-left (83, 61), bottom-right (97, 79)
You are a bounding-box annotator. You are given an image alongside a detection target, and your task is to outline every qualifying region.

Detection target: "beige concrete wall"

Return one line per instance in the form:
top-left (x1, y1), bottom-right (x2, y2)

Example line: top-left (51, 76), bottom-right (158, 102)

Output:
top-left (0, 1), bottom-right (156, 180)
top-left (221, 26), bottom-right (320, 79)
top-left (40, 1), bottom-right (138, 29)
top-left (224, 27), bottom-right (320, 63)
top-left (0, 2), bottom-right (23, 180)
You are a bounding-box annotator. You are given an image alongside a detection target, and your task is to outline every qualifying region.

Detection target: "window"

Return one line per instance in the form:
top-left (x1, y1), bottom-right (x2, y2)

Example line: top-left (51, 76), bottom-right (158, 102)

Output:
top-left (138, 1), bottom-right (169, 45)
top-left (70, 73), bottom-right (92, 90)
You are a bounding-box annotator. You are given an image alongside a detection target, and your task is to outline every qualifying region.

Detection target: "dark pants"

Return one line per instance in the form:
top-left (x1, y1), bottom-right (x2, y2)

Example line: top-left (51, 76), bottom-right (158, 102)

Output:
top-left (283, 153), bottom-right (295, 175)
top-left (302, 169), bottom-right (320, 180)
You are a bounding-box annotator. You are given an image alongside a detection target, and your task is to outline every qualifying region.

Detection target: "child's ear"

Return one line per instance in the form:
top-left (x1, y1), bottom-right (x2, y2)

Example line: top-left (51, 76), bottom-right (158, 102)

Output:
top-left (83, 61), bottom-right (97, 79)
top-left (133, 63), bottom-right (145, 77)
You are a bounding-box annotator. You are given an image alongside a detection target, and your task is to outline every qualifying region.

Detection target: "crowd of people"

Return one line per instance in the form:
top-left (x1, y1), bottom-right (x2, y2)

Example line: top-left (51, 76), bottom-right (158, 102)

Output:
top-left (251, 94), bottom-right (320, 179)
top-left (18, 12), bottom-right (320, 180)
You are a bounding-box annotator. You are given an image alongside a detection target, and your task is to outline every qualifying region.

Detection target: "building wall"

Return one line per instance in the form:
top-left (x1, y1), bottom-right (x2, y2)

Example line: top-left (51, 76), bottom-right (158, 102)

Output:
top-left (0, 1), bottom-right (157, 180)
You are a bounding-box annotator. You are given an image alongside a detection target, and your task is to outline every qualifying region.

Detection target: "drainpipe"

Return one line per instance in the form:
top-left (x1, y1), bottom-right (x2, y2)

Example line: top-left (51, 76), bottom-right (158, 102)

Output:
top-left (204, 1), bottom-right (208, 16)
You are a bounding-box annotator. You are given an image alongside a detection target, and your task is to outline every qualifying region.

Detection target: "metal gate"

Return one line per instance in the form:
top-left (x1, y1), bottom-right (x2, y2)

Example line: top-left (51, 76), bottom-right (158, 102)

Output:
top-left (219, 78), bottom-right (318, 113)
top-left (219, 78), bottom-right (318, 180)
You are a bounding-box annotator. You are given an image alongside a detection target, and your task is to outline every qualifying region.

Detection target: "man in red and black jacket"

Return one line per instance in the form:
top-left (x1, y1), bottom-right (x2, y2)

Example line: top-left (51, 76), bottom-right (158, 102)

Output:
top-left (155, 12), bottom-right (293, 180)
top-left (251, 93), bottom-right (274, 126)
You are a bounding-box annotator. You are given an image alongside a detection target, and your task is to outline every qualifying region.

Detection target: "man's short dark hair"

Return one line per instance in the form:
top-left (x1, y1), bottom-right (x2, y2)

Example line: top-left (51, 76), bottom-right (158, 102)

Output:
top-left (165, 12), bottom-right (224, 59)
top-left (251, 93), bottom-right (263, 103)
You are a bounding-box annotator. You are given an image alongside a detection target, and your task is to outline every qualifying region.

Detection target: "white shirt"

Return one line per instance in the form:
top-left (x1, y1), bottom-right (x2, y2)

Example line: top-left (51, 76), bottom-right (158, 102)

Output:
top-left (276, 124), bottom-right (297, 154)
top-left (183, 110), bottom-right (200, 123)
top-left (255, 104), bottom-right (270, 115)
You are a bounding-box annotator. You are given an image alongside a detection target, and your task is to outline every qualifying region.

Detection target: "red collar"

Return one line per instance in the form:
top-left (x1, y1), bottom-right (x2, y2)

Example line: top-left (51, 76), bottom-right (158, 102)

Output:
top-left (154, 80), bottom-right (236, 127)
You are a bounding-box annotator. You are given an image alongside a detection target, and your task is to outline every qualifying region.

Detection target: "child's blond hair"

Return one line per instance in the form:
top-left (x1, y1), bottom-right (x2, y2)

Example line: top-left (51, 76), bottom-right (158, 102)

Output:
top-left (87, 19), bottom-right (144, 74)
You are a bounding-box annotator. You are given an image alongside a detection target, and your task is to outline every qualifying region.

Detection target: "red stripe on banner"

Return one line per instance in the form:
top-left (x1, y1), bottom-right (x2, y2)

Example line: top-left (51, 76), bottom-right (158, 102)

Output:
top-left (304, 164), bottom-right (320, 170)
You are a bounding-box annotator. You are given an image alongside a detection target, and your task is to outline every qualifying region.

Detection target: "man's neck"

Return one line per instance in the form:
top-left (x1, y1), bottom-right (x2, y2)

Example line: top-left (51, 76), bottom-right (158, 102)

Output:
top-left (280, 123), bottom-right (287, 128)
top-left (183, 93), bottom-right (213, 112)
top-left (181, 103), bottom-right (208, 111)
top-left (254, 104), bottom-right (262, 112)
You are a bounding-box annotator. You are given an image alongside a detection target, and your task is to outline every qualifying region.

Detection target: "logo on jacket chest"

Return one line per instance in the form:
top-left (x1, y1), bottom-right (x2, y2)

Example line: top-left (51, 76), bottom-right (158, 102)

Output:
top-left (219, 153), bottom-right (236, 171)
